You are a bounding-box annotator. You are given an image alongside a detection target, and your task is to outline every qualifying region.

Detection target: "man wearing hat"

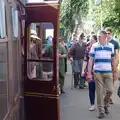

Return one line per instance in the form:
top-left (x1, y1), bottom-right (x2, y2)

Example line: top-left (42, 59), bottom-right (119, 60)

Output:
top-left (69, 33), bottom-right (86, 89)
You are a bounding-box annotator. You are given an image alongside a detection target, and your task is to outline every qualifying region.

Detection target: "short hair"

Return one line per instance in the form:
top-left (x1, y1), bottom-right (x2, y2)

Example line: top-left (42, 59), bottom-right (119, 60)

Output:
top-left (98, 30), bottom-right (107, 35)
top-left (92, 35), bottom-right (97, 42)
top-left (105, 27), bottom-right (112, 33)
top-left (79, 33), bottom-right (85, 39)
top-left (91, 31), bottom-right (95, 34)
top-left (100, 30), bottom-right (107, 35)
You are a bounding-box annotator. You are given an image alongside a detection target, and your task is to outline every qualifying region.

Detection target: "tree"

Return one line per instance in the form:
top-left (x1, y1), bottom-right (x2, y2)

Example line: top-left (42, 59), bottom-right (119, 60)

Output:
top-left (93, 0), bottom-right (120, 38)
top-left (60, 0), bottom-right (89, 40)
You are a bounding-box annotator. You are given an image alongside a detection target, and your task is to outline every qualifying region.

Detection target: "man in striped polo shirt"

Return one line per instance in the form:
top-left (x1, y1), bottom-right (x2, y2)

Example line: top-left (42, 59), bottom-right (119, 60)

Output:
top-left (87, 30), bottom-right (118, 119)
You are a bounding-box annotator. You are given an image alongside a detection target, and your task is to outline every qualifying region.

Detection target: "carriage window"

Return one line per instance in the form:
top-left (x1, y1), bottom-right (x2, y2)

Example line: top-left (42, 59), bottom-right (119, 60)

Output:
top-left (12, 8), bottom-right (19, 39)
top-left (0, 43), bottom-right (8, 119)
top-left (27, 22), bottom-right (54, 81)
top-left (27, 61), bottom-right (53, 81)
top-left (0, 0), bottom-right (6, 38)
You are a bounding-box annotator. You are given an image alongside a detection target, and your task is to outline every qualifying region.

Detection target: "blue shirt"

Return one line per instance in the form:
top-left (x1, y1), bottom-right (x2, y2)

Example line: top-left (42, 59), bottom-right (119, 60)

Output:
top-left (109, 39), bottom-right (119, 51)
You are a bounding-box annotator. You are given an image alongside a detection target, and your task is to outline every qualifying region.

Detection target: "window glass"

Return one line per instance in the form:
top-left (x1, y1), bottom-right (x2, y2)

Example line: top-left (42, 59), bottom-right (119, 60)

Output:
top-left (27, 61), bottom-right (53, 81)
top-left (27, 22), bottom-right (54, 81)
top-left (0, 0), bottom-right (6, 38)
top-left (31, 23), bottom-right (37, 32)
top-left (12, 8), bottom-right (19, 39)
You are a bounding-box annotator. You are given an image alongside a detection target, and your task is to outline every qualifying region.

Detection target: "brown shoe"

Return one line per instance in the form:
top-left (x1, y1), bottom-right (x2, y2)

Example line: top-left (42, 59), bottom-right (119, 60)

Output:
top-left (98, 112), bottom-right (105, 119)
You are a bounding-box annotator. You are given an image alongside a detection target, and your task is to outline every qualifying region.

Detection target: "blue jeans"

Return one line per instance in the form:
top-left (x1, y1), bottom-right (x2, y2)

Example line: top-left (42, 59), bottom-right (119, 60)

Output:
top-left (89, 81), bottom-right (95, 105)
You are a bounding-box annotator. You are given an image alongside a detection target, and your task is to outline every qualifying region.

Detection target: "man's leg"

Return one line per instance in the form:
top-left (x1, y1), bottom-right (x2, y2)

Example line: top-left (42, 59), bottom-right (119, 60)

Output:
top-left (74, 73), bottom-right (79, 88)
top-left (94, 73), bottom-right (105, 118)
top-left (104, 73), bottom-right (113, 114)
top-left (79, 76), bottom-right (84, 89)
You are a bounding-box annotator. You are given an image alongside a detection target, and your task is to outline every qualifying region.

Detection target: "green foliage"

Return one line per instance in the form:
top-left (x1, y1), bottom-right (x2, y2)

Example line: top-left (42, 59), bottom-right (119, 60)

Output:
top-left (60, 0), bottom-right (89, 39)
top-left (93, 0), bottom-right (120, 37)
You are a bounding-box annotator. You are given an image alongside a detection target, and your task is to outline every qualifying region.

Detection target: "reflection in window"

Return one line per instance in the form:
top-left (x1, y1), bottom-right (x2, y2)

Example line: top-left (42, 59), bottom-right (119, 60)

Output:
top-left (27, 61), bottom-right (53, 81)
top-left (12, 8), bottom-right (19, 39)
top-left (0, 0), bottom-right (6, 38)
top-left (31, 23), bottom-right (37, 31)
top-left (27, 23), bottom-right (54, 81)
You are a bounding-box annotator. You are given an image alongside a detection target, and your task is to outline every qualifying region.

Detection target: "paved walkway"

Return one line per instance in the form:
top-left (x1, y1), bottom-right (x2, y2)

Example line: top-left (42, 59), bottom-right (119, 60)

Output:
top-left (60, 63), bottom-right (120, 120)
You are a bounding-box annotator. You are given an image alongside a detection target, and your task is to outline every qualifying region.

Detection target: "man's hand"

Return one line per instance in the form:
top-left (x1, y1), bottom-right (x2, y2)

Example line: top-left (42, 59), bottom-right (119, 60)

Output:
top-left (81, 71), bottom-right (85, 77)
top-left (87, 72), bottom-right (92, 82)
top-left (57, 52), bottom-right (62, 58)
top-left (58, 54), bottom-right (63, 58)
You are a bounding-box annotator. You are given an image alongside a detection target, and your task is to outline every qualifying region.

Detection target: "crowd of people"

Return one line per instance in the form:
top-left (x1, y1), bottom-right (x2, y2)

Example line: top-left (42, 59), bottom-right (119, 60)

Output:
top-left (64, 28), bottom-right (119, 119)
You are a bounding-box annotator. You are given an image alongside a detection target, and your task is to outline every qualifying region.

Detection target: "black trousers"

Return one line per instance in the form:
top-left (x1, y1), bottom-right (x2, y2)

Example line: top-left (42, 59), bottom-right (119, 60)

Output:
top-left (74, 73), bottom-right (79, 86)
top-left (74, 73), bottom-right (84, 87)
top-left (64, 58), bottom-right (67, 73)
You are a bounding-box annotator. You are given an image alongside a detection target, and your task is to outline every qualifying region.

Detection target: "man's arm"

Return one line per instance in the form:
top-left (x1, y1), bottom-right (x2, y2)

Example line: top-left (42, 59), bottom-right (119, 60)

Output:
top-left (112, 57), bottom-right (118, 71)
top-left (115, 41), bottom-right (119, 64)
top-left (112, 44), bottom-right (118, 71)
top-left (112, 44), bottom-right (119, 81)
top-left (115, 49), bottom-right (119, 64)
top-left (81, 46), bottom-right (89, 75)
top-left (81, 61), bottom-right (87, 75)
top-left (112, 56), bottom-right (119, 82)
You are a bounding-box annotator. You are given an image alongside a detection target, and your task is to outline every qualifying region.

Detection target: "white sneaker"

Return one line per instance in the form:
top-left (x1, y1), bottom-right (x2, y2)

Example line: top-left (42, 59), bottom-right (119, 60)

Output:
top-left (89, 105), bottom-right (95, 111)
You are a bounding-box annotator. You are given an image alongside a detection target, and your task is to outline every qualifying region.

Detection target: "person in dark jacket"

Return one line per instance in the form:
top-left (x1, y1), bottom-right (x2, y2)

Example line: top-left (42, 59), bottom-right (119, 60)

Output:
top-left (69, 33), bottom-right (86, 89)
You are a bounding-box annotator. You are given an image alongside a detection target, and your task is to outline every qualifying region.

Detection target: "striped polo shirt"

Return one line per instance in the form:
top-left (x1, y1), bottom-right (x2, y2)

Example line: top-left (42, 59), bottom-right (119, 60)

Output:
top-left (89, 42), bottom-right (115, 73)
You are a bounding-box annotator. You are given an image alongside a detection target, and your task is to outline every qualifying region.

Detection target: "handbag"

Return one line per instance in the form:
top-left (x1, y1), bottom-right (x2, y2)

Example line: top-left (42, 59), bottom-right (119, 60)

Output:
top-left (117, 81), bottom-right (120, 98)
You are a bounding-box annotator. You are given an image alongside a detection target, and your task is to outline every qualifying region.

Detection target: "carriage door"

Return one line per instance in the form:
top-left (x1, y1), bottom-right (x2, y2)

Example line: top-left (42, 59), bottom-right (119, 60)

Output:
top-left (23, 2), bottom-right (60, 120)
